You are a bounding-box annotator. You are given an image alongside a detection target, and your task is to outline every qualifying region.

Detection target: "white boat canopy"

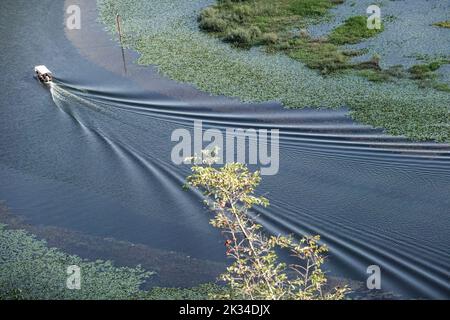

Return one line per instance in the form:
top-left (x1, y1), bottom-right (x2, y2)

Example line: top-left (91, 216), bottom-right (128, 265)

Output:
top-left (34, 65), bottom-right (52, 75)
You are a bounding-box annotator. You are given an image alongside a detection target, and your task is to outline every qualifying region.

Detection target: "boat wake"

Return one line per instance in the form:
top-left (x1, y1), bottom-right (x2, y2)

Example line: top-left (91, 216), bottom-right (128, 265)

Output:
top-left (48, 80), bottom-right (450, 299)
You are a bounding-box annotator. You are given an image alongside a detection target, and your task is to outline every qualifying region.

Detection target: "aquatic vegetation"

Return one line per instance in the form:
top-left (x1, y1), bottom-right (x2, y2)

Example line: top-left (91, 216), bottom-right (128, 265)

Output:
top-left (357, 64), bottom-right (406, 83)
top-left (407, 59), bottom-right (450, 93)
top-left (197, 0), bottom-right (343, 48)
top-left (433, 21), bottom-right (450, 29)
top-left (409, 60), bottom-right (448, 80)
top-left (289, 0), bottom-right (344, 17)
top-left (197, 2), bottom-right (383, 74)
top-left (97, 0), bottom-right (450, 142)
top-left (0, 222), bottom-right (225, 300)
top-left (284, 38), bottom-right (352, 73)
top-left (356, 61), bottom-right (450, 92)
top-left (432, 82), bottom-right (450, 93)
top-left (328, 15), bottom-right (383, 45)
top-left (357, 69), bottom-right (389, 82)
top-left (0, 224), bottom-right (151, 299)
top-left (223, 26), bottom-right (261, 48)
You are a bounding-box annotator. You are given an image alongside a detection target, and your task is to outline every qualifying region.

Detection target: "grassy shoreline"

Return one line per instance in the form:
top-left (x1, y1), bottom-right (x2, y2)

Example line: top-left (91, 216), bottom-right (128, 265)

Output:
top-left (97, 0), bottom-right (450, 142)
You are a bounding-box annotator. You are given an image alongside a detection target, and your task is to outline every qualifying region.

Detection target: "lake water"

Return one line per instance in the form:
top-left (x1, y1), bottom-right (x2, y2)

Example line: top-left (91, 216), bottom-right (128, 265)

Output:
top-left (0, 0), bottom-right (449, 298)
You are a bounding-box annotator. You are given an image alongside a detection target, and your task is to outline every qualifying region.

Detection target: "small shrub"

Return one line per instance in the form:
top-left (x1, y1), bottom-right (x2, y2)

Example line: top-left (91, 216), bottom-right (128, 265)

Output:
top-left (248, 25), bottom-right (262, 39)
top-left (199, 7), bottom-right (218, 20)
top-left (232, 4), bottom-right (252, 21)
top-left (224, 28), bottom-right (253, 47)
top-left (186, 151), bottom-right (349, 300)
top-left (299, 28), bottom-right (310, 38)
top-left (262, 32), bottom-right (278, 44)
top-left (199, 17), bottom-right (227, 33)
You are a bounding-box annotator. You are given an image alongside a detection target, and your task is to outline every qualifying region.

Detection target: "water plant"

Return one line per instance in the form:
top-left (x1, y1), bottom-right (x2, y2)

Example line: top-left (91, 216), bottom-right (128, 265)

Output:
top-left (409, 60), bottom-right (448, 80)
top-left (433, 21), bottom-right (450, 29)
top-left (328, 15), bottom-right (384, 45)
top-left (0, 221), bottom-right (225, 300)
top-left (97, 0), bottom-right (450, 142)
top-left (0, 224), bottom-right (151, 299)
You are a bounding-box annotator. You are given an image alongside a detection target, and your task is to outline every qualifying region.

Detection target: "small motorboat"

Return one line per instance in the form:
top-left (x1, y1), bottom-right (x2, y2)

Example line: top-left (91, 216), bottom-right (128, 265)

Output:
top-left (34, 65), bottom-right (53, 83)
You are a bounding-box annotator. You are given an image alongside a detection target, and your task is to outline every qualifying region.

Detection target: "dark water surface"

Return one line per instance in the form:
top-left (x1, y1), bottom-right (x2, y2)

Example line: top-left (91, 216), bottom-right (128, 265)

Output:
top-left (0, 1), bottom-right (449, 298)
